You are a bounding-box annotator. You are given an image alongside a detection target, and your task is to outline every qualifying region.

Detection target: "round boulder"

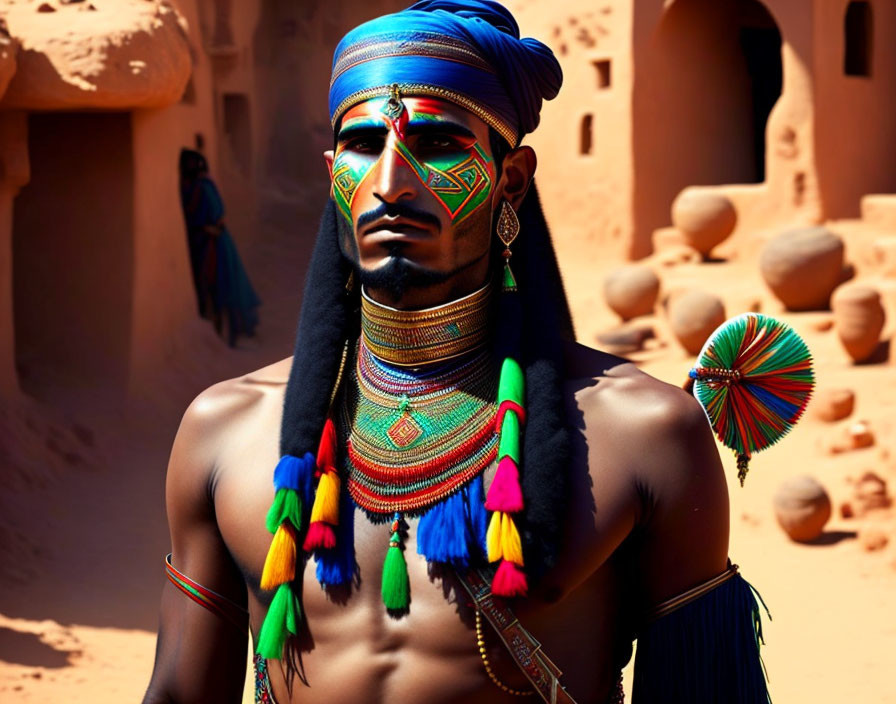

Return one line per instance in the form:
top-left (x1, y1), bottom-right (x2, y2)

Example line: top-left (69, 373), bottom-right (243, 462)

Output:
top-left (603, 265), bottom-right (660, 321)
top-left (813, 388), bottom-right (855, 422)
top-left (671, 188), bottom-right (737, 256)
top-left (773, 475), bottom-right (832, 543)
top-left (759, 227), bottom-right (845, 310)
top-left (831, 285), bottom-right (886, 362)
top-left (667, 290), bottom-right (726, 355)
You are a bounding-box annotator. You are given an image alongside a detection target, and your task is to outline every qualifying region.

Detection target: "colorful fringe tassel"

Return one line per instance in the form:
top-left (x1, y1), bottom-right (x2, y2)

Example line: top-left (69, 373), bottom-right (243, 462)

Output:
top-left (382, 513), bottom-right (410, 612)
top-left (303, 419), bottom-right (341, 552)
top-left (485, 357), bottom-right (528, 596)
top-left (690, 313), bottom-right (814, 485)
top-left (417, 475), bottom-right (488, 566)
top-left (256, 453), bottom-right (315, 658)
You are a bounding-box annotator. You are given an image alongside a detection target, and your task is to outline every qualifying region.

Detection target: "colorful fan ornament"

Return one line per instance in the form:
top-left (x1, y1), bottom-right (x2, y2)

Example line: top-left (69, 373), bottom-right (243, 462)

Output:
top-left (688, 312), bottom-right (815, 486)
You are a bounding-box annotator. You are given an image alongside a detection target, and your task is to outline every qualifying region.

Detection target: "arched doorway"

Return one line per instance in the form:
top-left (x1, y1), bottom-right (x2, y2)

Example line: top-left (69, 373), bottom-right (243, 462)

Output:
top-left (632, 0), bottom-right (782, 256)
top-left (12, 112), bottom-right (134, 404)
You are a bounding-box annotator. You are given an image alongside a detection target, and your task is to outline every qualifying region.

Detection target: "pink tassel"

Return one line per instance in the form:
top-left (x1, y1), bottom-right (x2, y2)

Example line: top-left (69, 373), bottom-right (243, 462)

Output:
top-left (492, 559), bottom-right (528, 597)
top-left (303, 521), bottom-right (336, 551)
top-left (485, 457), bottom-right (524, 513)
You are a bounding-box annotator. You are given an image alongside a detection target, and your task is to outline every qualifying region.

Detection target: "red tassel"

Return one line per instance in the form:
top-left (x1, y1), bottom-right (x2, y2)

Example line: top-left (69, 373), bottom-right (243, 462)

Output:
top-left (303, 521), bottom-right (336, 551)
top-left (492, 559), bottom-right (528, 597)
top-left (316, 418), bottom-right (337, 475)
top-left (495, 400), bottom-right (526, 431)
top-left (485, 457), bottom-right (524, 513)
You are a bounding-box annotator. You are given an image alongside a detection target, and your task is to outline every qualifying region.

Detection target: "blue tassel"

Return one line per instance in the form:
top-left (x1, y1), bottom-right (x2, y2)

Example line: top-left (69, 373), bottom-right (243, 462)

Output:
top-left (418, 476), bottom-right (487, 566)
top-left (273, 452), bottom-right (316, 508)
top-left (633, 573), bottom-right (772, 703)
top-left (467, 475), bottom-right (488, 557)
top-left (316, 488), bottom-right (356, 587)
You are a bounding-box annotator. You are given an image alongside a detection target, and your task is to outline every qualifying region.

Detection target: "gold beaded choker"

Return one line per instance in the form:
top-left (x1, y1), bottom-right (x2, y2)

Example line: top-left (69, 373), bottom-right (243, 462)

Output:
top-left (360, 284), bottom-right (493, 367)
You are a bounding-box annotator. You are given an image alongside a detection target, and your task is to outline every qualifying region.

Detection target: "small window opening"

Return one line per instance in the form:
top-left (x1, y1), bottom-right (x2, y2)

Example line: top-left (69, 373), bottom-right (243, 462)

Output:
top-left (844, 1), bottom-right (872, 77)
top-left (580, 114), bottom-right (593, 155)
top-left (593, 59), bottom-right (612, 89)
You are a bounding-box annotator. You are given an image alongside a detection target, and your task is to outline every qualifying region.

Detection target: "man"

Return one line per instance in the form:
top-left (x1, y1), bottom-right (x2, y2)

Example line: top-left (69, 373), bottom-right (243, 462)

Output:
top-left (145, 2), bottom-right (769, 702)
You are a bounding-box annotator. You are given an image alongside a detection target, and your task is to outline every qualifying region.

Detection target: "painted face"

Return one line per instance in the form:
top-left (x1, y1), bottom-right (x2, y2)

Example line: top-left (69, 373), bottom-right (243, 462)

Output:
top-left (329, 95), bottom-right (498, 301)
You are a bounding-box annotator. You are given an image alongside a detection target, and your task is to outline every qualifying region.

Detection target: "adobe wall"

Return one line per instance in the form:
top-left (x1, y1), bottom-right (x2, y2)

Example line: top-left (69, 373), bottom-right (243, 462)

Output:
top-left (505, 0), bottom-right (635, 265)
top-left (0, 0), bottom-right (206, 401)
top-left (812, 0), bottom-right (896, 220)
top-left (0, 111), bottom-right (28, 396)
top-left (631, 0), bottom-right (823, 259)
top-left (127, 0), bottom-right (220, 397)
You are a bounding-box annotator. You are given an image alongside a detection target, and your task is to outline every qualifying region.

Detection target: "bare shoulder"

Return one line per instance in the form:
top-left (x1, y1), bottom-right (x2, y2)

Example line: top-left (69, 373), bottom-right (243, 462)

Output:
top-left (178, 358), bottom-right (291, 445)
top-left (167, 357), bottom-right (291, 501)
top-left (564, 341), bottom-right (708, 449)
top-left (563, 341), bottom-right (730, 600)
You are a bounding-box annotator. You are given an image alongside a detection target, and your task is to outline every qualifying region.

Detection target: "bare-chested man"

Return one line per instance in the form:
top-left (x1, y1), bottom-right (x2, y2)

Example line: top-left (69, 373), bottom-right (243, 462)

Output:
top-left (144, 2), bottom-right (770, 702)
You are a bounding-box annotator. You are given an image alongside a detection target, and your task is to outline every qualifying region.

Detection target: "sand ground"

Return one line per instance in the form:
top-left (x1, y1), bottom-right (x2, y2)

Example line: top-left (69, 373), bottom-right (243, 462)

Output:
top-left (1, 204), bottom-right (894, 703)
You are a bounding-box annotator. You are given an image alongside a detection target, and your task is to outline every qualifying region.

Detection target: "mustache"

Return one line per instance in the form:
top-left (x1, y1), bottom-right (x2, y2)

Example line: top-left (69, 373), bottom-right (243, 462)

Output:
top-left (356, 201), bottom-right (441, 232)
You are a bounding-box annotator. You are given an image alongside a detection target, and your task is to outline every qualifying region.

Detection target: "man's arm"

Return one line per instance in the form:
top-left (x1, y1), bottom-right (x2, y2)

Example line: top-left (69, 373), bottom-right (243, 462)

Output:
top-left (144, 385), bottom-right (249, 704)
top-left (622, 374), bottom-right (770, 703)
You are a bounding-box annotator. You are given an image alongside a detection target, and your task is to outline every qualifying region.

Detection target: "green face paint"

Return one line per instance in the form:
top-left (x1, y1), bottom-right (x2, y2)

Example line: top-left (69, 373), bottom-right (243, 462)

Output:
top-left (332, 97), bottom-right (495, 227)
top-left (332, 145), bottom-right (375, 224)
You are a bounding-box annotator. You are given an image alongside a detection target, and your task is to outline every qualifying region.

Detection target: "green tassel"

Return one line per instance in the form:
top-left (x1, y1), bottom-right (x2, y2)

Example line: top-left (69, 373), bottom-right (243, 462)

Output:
top-left (498, 357), bottom-right (525, 406)
top-left (381, 542), bottom-right (410, 612)
top-left (265, 488), bottom-right (302, 533)
top-left (256, 583), bottom-right (300, 658)
top-left (502, 262), bottom-right (518, 292)
top-left (498, 410), bottom-right (521, 462)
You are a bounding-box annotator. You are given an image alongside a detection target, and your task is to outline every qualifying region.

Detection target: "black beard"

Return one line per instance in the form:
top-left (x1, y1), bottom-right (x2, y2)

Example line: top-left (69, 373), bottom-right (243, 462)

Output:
top-left (336, 201), bottom-right (491, 302)
top-left (356, 246), bottom-right (455, 300)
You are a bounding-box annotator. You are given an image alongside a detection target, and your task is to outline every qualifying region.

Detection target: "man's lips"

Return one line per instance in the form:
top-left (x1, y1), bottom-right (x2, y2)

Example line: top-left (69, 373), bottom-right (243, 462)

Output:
top-left (362, 218), bottom-right (434, 241)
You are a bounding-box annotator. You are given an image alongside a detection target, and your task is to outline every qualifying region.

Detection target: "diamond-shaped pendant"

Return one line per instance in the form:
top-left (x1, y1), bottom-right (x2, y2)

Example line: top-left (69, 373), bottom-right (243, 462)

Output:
top-left (387, 412), bottom-right (423, 448)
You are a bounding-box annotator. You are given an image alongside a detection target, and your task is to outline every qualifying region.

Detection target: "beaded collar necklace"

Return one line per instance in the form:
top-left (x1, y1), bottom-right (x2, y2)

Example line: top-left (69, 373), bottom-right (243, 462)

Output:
top-left (344, 337), bottom-right (498, 516)
top-left (360, 283), bottom-right (493, 367)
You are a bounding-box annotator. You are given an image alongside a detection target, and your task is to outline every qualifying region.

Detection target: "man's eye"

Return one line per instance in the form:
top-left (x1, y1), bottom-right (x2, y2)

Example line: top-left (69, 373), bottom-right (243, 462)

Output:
top-left (418, 135), bottom-right (462, 150)
top-left (345, 136), bottom-right (384, 153)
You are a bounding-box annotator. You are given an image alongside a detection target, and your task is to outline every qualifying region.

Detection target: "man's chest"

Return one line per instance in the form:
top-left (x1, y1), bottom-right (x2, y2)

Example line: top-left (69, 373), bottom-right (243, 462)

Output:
top-left (211, 430), bottom-right (632, 703)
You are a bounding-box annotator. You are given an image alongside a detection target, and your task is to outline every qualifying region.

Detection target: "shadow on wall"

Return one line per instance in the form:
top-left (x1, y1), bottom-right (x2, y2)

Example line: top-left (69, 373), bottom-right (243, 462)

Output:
top-left (12, 112), bottom-right (134, 408)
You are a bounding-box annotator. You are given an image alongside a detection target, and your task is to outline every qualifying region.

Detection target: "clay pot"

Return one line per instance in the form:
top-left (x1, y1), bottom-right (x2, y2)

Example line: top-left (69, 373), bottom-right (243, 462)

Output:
top-left (671, 188), bottom-right (737, 256)
top-left (667, 290), bottom-right (726, 355)
top-left (813, 388), bottom-right (855, 422)
top-left (603, 265), bottom-right (660, 321)
top-left (596, 322), bottom-right (655, 355)
top-left (854, 471), bottom-right (891, 514)
top-left (773, 475), bottom-right (832, 543)
top-left (831, 285), bottom-right (886, 362)
top-left (759, 227), bottom-right (845, 310)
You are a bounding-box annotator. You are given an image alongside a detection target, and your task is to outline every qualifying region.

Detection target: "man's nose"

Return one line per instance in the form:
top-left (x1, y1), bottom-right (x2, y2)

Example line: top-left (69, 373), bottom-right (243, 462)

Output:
top-left (372, 136), bottom-right (417, 203)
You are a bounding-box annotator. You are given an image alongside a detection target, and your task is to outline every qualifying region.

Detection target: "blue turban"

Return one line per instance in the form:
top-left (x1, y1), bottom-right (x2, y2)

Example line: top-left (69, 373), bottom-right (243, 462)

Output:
top-left (329, 0), bottom-right (562, 147)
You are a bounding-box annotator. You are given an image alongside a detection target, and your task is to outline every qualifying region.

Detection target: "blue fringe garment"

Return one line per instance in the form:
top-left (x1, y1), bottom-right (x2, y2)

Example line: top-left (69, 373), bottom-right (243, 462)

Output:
top-left (633, 574), bottom-right (771, 703)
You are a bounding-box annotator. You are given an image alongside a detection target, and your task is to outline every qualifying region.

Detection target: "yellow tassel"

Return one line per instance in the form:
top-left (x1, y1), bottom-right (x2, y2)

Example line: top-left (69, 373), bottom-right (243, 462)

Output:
top-left (487, 511), bottom-right (503, 562)
top-left (309, 470), bottom-right (340, 525)
top-left (260, 523), bottom-right (296, 590)
top-left (500, 513), bottom-right (524, 566)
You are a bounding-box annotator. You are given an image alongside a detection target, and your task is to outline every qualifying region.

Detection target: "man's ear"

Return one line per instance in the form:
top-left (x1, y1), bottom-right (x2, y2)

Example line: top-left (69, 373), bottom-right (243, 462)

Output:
top-left (494, 145), bottom-right (536, 211)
